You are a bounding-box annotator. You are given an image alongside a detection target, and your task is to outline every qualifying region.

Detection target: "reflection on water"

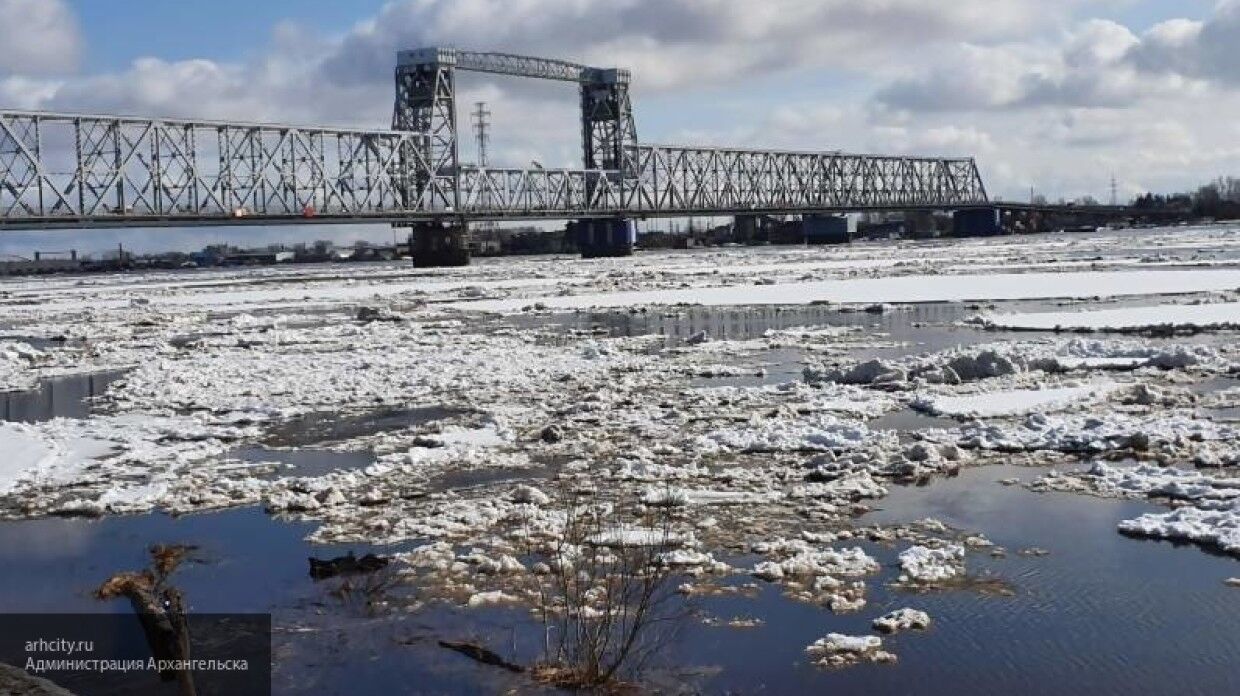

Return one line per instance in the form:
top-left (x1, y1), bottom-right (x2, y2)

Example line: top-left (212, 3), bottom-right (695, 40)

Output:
top-left (230, 446), bottom-right (376, 479)
top-left (1, 369), bottom-right (127, 422)
top-left (511, 303), bottom-right (983, 348)
top-left (645, 465), bottom-right (1240, 694)
top-left (431, 464), bottom-right (553, 492)
top-left (263, 405), bottom-right (459, 447)
top-left (869, 407), bottom-right (958, 431)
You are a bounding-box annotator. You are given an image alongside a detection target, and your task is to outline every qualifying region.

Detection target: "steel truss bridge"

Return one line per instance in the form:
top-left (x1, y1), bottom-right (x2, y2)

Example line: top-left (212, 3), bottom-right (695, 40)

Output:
top-left (0, 47), bottom-right (989, 230)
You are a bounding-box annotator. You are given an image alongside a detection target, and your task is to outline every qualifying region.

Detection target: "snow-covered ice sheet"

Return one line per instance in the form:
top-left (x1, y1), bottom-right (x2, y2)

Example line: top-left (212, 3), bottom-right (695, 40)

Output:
top-left (0, 341), bottom-right (45, 392)
top-left (975, 302), bottom-right (1240, 332)
top-left (0, 423), bottom-right (57, 495)
top-left (1118, 502), bottom-right (1240, 554)
top-left (912, 382), bottom-right (1117, 418)
top-left (453, 269), bottom-right (1240, 313)
top-left (898, 544), bottom-right (965, 583)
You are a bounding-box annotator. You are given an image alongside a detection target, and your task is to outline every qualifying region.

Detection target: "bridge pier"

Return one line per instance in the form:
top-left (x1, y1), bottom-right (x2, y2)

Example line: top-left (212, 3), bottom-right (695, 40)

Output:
top-left (802, 214), bottom-right (850, 245)
top-left (408, 221), bottom-right (471, 267)
top-left (733, 215), bottom-right (761, 244)
top-left (573, 218), bottom-right (635, 258)
top-left (905, 211), bottom-right (939, 239)
top-left (952, 208), bottom-right (1003, 238)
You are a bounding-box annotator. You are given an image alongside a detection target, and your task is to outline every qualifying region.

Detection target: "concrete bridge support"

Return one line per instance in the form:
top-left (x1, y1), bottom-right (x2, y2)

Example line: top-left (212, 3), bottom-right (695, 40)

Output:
top-left (408, 221), bottom-right (471, 267)
top-left (573, 218), bottom-right (635, 258)
top-left (905, 211), bottom-right (938, 239)
top-left (952, 208), bottom-right (1003, 237)
top-left (733, 215), bottom-right (761, 244)
top-left (802, 214), bottom-right (850, 245)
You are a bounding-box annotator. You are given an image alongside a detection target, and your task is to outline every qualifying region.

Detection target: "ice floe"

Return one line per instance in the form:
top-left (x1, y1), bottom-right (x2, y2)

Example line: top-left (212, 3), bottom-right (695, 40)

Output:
top-left (0, 341), bottom-right (45, 392)
top-left (951, 411), bottom-right (1235, 455)
top-left (456, 269), bottom-right (1240, 313)
top-left (1118, 502), bottom-right (1240, 554)
top-left (872, 608), bottom-right (932, 633)
top-left (805, 633), bottom-right (896, 668)
top-left (1033, 462), bottom-right (1240, 556)
top-left (697, 413), bottom-right (875, 453)
top-left (911, 382), bottom-right (1118, 419)
top-left (750, 540), bottom-right (879, 581)
top-left (898, 544), bottom-right (965, 584)
top-left (973, 301), bottom-right (1240, 333)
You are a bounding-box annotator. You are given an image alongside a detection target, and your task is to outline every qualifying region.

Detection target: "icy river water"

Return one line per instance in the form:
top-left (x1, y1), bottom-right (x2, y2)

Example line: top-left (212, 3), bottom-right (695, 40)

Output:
top-left (1, 226), bottom-right (1239, 694)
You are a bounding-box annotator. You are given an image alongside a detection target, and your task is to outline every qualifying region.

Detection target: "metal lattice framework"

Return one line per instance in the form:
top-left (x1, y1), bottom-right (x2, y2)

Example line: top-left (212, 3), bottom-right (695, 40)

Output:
top-left (0, 47), bottom-right (989, 229)
top-left (628, 145), bottom-right (987, 212)
top-left (0, 111), bottom-right (436, 225)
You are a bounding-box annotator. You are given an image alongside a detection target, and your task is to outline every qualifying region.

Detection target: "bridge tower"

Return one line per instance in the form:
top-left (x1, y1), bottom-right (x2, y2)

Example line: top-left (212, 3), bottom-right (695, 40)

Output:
top-left (580, 68), bottom-right (637, 173)
top-left (393, 48), bottom-right (469, 267)
top-left (391, 47), bottom-right (642, 263)
top-left (578, 68), bottom-right (639, 257)
top-left (393, 47), bottom-right (459, 210)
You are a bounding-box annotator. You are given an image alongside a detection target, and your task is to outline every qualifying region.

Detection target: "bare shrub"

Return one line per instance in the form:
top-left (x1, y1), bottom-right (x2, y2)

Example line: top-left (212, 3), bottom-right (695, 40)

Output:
top-left (523, 494), bottom-right (689, 689)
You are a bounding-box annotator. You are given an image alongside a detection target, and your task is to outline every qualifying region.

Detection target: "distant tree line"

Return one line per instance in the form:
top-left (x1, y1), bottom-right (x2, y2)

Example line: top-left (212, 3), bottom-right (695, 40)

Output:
top-left (1132, 176), bottom-right (1240, 219)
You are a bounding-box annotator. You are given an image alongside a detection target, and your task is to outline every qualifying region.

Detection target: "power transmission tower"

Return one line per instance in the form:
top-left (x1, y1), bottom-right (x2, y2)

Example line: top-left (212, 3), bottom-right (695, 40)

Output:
top-left (472, 101), bottom-right (491, 168)
top-left (471, 101), bottom-right (495, 234)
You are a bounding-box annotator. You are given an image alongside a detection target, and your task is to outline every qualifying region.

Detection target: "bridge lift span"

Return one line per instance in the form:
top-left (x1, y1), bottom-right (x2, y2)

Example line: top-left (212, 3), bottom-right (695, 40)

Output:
top-left (0, 47), bottom-right (991, 264)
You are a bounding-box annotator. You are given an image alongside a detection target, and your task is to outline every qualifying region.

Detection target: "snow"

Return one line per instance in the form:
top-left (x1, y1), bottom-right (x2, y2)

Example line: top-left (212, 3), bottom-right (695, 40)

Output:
top-left (751, 541), bottom-right (879, 580)
top-left (975, 301), bottom-right (1240, 332)
top-left (1, 224), bottom-right (1238, 579)
top-left (509, 484), bottom-right (551, 506)
top-left (872, 608), bottom-right (932, 633)
top-left (0, 422), bottom-right (58, 495)
top-left (0, 340), bottom-right (44, 392)
top-left (1118, 502), bottom-right (1240, 554)
top-left (898, 544), bottom-right (965, 583)
top-left (697, 413), bottom-right (874, 453)
top-left (455, 269), bottom-right (1240, 313)
top-left (467, 590), bottom-right (521, 607)
top-left (911, 382), bottom-right (1117, 418)
top-left (805, 633), bottom-right (896, 667)
top-left (1034, 462), bottom-right (1240, 556)
top-left (811, 633), bottom-right (881, 653)
top-left (587, 527), bottom-right (685, 547)
top-left (640, 487), bottom-right (780, 506)
top-left (953, 412), bottom-right (1236, 454)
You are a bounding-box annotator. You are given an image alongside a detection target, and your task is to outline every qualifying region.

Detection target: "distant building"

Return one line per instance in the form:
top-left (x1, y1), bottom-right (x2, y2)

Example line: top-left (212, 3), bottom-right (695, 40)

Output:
top-left (222, 250), bottom-right (295, 265)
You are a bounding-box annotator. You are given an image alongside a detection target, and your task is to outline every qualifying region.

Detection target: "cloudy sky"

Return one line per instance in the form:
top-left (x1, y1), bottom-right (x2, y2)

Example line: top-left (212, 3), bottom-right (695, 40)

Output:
top-left (1, 0), bottom-right (1238, 254)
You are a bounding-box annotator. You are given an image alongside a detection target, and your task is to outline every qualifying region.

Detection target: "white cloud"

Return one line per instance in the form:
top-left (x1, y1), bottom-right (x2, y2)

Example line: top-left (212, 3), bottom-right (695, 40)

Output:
top-left (0, 0), bottom-right (1236, 204)
top-left (0, 76), bottom-right (61, 109)
top-left (877, 2), bottom-right (1240, 114)
top-left (0, 0), bottom-right (80, 75)
top-left (319, 0), bottom-right (1089, 91)
top-left (874, 19), bottom-right (1199, 112)
top-left (1129, 1), bottom-right (1240, 84)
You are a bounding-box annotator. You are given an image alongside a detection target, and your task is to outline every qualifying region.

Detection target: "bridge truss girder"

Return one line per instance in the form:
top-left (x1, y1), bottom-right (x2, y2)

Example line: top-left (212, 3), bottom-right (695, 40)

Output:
top-left (0, 108), bottom-right (989, 228)
top-left (0, 111), bottom-right (431, 223)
